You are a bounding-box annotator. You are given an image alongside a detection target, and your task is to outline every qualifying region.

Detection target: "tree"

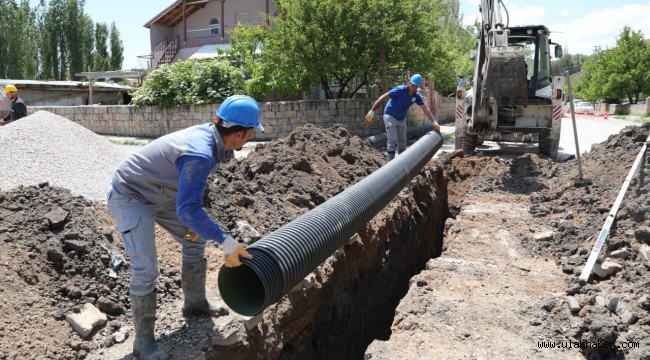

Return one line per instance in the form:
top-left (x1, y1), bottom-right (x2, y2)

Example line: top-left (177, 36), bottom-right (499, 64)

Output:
top-left (109, 22), bottom-right (124, 70)
top-left (94, 22), bottom-right (110, 71)
top-left (0, 0), bottom-right (38, 79)
top-left (131, 59), bottom-right (245, 108)
top-left (63, 0), bottom-right (85, 79)
top-left (578, 27), bottom-right (650, 104)
top-left (551, 53), bottom-right (593, 77)
top-left (229, 0), bottom-right (451, 99)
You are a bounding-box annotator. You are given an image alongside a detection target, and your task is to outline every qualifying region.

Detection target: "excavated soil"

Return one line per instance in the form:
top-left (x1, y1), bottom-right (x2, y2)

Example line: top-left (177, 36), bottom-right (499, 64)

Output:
top-left (367, 123), bottom-right (650, 360)
top-left (1, 115), bottom-right (648, 360)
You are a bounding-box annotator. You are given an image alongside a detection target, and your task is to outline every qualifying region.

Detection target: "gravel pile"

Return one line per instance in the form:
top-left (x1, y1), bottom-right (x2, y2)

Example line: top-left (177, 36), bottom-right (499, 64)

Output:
top-left (0, 110), bottom-right (130, 201)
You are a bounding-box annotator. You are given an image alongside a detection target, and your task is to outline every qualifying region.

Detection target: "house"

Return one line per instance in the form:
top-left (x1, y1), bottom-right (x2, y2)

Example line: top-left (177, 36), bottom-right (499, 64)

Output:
top-left (0, 79), bottom-right (133, 106)
top-left (142, 0), bottom-right (277, 68)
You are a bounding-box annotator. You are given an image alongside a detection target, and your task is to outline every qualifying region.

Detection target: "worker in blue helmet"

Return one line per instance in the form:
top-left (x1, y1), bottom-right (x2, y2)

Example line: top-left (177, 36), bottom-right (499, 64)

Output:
top-left (107, 94), bottom-right (263, 360)
top-left (366, 74), bottom-right (440, 161)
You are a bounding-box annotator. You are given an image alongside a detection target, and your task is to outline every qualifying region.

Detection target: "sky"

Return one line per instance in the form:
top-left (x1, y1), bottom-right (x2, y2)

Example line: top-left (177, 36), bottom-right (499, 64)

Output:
top-left (459, 0), bottom-right (650, 56)
top-left (30, 0), bottom-right (650, 70)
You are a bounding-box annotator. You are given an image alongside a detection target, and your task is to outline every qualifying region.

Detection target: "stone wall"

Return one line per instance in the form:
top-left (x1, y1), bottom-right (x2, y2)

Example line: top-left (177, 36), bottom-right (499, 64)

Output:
top-left (597, 97), bottom-right (650, 116)
top-left (27, 97), bottom-right (455, 140)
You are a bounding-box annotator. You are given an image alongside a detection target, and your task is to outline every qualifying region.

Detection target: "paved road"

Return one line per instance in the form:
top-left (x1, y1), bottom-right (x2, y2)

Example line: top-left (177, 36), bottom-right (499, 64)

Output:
top-left (437, 114), bottom-right (641, 161)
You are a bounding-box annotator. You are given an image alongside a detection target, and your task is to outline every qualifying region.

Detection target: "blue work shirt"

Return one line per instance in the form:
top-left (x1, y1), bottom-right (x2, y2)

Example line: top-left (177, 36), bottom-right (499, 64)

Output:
top-left (112, 123), bottom-right (229, 243)
top-left (384, 85), bottom-right (424, 121)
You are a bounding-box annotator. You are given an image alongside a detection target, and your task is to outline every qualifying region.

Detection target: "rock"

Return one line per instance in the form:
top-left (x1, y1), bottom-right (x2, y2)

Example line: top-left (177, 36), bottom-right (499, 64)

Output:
top-left (63, 239), bottom-right (89, 254)
top-left (44, 207), bottom-right (69, 228)
top-left (534, 231), bottom-right (554, 241)
top-left (604, 296), bottom-right (619, 312)
top-left (614, 302), bottom-right (638, 325)
top-left (112, 328), bottom-right (128, 344)
top-left (609, 248), bottom-right (630, 259)
top-left (240, 313), bottom-right (263, 331)
top-left (235, 220), bottom-right (261, 245)
top-left (444, 218), bottom-right (456, 233)
top-left (210, 329), bottom-right (239, 346)
top-left (592, 260), bottom-right (623, 278)
top-left (96, 296), bottom-right (123, 316)
top-left (567, 297), bottom-right (581, 314)
top-left (639, 245), bottom-right (650, 262)
top-left (634, 226), bottom-right (650, 244)
top-left (66, 303), bottom-right (108, 338)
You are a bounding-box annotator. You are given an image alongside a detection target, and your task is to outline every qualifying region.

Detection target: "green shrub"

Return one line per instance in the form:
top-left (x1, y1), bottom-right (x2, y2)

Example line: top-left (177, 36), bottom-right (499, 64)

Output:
top-left (131, 58), bottom-right (245, 108)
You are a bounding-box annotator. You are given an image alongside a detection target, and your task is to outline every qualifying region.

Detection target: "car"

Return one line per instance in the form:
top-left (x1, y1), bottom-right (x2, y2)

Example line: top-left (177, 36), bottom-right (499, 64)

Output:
top-left (574, 101), bottom-right (595, 115)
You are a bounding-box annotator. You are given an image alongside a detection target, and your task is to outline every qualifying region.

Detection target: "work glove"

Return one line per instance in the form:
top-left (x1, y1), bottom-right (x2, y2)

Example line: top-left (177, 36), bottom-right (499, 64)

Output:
top-left (365, 110), bottom-right (375, 123)
top-left (433, 121), bottom-right (441, 133)
top-left (222, 235), bottom-right (253, 267)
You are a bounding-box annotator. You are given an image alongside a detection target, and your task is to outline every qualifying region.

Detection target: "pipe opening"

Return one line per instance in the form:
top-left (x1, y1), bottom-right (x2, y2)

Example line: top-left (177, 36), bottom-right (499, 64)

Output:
top-left (218, 264), bottom-right (265, 316)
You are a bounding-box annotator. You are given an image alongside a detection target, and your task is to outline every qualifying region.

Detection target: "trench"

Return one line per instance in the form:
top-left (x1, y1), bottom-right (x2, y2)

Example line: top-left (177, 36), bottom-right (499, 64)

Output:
top-left (275, 165), bottom-right (447, 359)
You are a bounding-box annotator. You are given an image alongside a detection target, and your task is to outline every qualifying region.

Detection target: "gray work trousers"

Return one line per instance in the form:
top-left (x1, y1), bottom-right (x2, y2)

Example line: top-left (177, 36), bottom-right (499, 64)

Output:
top-left (383, 114), bottom-right (407, 154)
top-left (106, 184), bottom-right (207, 296)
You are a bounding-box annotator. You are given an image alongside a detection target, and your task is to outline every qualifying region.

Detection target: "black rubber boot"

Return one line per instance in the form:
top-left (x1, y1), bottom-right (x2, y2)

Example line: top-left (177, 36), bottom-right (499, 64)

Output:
top-left (387, 151), bottom-right (395, 161)
top-left (182, 259), bottom-right (221, 316)
top-left (131, 291), bottom-right (169, 360)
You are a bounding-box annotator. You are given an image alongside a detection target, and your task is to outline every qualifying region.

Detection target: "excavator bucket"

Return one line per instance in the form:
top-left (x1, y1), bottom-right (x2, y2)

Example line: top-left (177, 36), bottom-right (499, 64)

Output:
top-left (481, 46), bottom-right (528, 107)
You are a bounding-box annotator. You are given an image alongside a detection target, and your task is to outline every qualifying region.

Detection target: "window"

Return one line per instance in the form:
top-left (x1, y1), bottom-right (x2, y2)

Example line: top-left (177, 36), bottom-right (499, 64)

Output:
top-left (209, 18), bottom-right (219, 35)
top-left (235, 12), bottom-right (249, 25)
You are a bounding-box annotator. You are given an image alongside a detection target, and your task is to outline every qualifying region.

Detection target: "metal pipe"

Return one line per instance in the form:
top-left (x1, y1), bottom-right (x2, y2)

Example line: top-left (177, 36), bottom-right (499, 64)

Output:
top-left (218, 131), bottom-right (443, 316)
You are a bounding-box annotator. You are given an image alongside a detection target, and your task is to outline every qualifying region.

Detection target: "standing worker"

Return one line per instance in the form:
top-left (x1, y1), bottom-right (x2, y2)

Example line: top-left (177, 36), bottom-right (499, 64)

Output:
top-left (1, 84), bottom-right (27, 125)
top-left (107, 95), bottom-right (263, 360)
top-left (366, 74), bottom-right (440, 160)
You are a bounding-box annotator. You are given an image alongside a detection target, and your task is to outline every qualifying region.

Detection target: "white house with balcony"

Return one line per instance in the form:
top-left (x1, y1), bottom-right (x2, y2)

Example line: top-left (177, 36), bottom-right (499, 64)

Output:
top-left (142, 0), bottom-right (277, 68)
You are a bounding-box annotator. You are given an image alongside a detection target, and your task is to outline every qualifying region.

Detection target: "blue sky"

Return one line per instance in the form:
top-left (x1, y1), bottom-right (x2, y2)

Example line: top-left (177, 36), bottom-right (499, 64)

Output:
top-left (459, 0), bottom-right (650, 55)
top-left (31, 0), bottom-right (650, 69)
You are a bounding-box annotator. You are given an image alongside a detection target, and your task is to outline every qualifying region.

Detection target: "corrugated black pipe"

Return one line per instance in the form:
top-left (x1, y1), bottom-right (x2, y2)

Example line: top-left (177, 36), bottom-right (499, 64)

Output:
top-left (364, 123), bottom-right (434, 148)
top-left (218, 131), bottom-right (443, 316)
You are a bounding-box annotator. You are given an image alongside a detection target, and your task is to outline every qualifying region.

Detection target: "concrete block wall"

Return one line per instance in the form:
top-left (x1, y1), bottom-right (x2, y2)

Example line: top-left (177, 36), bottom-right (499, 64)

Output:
top-left (27, 97), bottom-right (455, 140)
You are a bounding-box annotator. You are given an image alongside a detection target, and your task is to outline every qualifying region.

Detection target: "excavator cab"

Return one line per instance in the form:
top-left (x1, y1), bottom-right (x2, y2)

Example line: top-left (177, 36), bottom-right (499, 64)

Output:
top-left (455, 22), bottom-right (565, 159)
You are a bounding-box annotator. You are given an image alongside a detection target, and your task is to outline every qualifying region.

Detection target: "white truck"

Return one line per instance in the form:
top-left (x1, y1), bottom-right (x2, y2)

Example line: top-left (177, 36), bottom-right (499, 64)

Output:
top-left (455, 0), bottom-right (565, 158)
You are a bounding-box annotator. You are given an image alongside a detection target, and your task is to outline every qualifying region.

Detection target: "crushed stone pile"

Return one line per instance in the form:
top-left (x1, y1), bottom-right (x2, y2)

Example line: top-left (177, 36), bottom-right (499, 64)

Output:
top-left (0, 111), bottom-right (130, 201)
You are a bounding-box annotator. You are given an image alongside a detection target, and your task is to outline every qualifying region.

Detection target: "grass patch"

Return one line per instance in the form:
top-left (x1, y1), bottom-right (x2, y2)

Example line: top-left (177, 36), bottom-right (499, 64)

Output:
top-left (611, 114), bottom-right (650, 123)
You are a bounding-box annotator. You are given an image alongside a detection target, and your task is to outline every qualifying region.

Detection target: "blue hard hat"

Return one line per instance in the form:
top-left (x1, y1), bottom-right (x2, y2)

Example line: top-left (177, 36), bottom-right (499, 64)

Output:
top-left (410, 74), bottom-right (423, 87)
top-left (216, 95), bottom-right (265, 132)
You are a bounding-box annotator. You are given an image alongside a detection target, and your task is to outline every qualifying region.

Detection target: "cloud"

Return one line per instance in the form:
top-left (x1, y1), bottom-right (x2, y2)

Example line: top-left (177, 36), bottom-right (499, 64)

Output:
top-left (460, 2), bottom-right (650, 56)
top-left (504, 4), bottom-right (547, 26)
top-left (548, 3), bottom-right (650, 55)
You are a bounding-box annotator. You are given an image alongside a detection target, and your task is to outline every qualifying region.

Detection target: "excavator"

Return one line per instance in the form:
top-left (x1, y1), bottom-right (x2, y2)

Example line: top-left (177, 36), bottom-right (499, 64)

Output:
top-left (455, 0), bottom-right (565, 158)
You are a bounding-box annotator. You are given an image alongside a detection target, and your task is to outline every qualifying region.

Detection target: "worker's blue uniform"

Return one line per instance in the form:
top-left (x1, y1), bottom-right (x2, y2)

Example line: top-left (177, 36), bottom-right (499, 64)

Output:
top-left (107, 123), bottom-right (228, 296)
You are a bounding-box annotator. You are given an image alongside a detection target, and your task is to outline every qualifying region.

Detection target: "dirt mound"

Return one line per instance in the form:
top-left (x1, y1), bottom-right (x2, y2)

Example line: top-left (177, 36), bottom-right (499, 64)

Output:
top-left (205, 124), bottom-right (385, 237)
top-left (0, 185), bottom-right (132, 358)
top-left (539, 123), bottom-right (650, 359)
